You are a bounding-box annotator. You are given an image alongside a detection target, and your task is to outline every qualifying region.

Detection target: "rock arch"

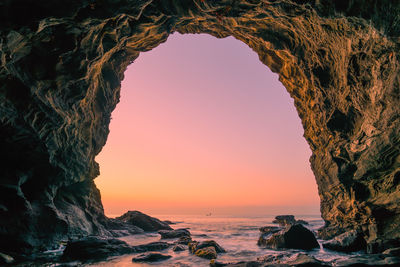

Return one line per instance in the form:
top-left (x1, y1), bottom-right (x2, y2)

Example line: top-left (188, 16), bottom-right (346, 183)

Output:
top-left (0, 0), bottom-right (399, 254)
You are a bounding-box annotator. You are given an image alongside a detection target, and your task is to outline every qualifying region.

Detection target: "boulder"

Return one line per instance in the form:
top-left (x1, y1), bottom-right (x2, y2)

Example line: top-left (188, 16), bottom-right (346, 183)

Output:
top-left (196, 240), bottom-right (226, 253)
top-left (195, 246), bottom-right (217, 259)
top-left (132, 252), bottom-right (171, 262)
top-left (132, 241), bottom-right (172, 253)
top-left (322, 230), bottom-right (366, 252)
top-left (189, 240), bottom-right (225, 259)
top-left (158, 228), bottom-right (191, 239)
top-left (262, 224), bottom-right (319, 250)
top-left (61, 237), bottom-right (134, 262)
top-left (115, 211), bottom-right (172, 231)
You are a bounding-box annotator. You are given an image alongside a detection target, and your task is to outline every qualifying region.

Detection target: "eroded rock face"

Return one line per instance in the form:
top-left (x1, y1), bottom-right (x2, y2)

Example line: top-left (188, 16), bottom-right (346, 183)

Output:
top-left (0, 0), bottom-right (399, 255)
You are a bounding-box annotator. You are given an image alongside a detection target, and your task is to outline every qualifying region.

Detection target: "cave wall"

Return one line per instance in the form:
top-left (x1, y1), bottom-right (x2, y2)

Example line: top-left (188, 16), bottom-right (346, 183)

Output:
top-left (0, 0), bottom-right (399, 254)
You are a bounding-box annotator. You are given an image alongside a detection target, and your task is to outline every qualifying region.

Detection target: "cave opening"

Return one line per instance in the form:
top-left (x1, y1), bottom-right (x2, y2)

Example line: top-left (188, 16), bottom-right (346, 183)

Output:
top-left (94, 33), bottom-right (320, 218)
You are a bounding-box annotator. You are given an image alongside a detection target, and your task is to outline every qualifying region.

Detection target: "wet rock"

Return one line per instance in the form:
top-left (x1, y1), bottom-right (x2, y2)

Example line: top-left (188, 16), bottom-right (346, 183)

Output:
top-left (61, 237), bottom-right (134, 262)
top-left (132, 241), bottom-right (172, 253)
top-left (272, 215), bottom-right (309, 226)
top-left (196, 240), bottom-right (226, 253)
top-left (115, 211), bottom-right (172, 232)
top-left (273, 215), bottom-right (297, 226)
top-left (323, 230), bottom-right (366, 252)
top-left (163, 220), bottom-right (176, 225)
top-left (258, 226), bottom-right (282, 246)
top-left (105, 218), bottom-right (145, 237)
top-left (132, 252), bottom-right (171, 262)
top-left (261, 224), bottom-right (319, 250)
top-left (0, 252), bottom-right (14, 264)
top-left (195, 246), bottom-right (217, 259)
top-left (158, 228), bottom-right (191, 239)
top-left (383, 247), bottom-right (400, 257)
top-left (188, 241), bottom-right (199, 253)
top-left (189, 240), bottom-right (225, 260)
top-left (172, 244), bottom-right (186, 252)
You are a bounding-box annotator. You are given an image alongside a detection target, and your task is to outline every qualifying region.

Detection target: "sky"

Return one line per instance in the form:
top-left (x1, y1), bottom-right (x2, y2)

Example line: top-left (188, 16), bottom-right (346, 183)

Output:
top-left (94, 33), bottom-right (320, 217)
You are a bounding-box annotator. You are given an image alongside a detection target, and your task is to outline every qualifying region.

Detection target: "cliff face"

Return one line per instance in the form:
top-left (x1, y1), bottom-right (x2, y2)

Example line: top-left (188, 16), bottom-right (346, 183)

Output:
top-left (0, 0), bottom-right (399, 254)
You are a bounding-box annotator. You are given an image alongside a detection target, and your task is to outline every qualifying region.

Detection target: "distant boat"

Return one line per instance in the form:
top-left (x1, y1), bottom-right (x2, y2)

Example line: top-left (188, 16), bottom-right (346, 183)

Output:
top-left (206, 213), bottom-right (212, 216)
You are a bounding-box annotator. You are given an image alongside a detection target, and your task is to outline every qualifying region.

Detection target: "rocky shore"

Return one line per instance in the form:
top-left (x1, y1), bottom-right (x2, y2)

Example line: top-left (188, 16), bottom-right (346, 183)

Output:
top-left (5, 213), bottom-right (400, 266)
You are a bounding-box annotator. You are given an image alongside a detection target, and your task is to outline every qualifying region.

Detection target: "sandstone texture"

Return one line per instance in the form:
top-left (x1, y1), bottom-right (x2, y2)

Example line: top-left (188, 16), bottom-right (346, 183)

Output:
top-left (0, 0), bottom-right (399, 256)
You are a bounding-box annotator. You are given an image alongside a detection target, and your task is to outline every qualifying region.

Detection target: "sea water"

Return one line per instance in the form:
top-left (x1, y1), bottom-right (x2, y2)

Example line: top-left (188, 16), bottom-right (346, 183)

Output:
top-left (87, 214), bottom-right (359, 267)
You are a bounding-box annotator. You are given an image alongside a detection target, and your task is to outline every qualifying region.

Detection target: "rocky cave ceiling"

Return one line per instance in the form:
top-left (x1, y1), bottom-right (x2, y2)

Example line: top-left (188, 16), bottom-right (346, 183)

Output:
top-left (0, 0), bottom-right (399, 254)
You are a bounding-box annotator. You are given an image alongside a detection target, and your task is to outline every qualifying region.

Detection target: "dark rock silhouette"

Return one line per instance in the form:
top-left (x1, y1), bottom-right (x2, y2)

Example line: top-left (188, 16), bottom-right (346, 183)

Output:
top-left (115, 211), bottom-right (172, 232)
top-left (158, 228), bottom-right (191, 239)
top-left (61, 237), bottom-right (134, 262)
top-left (132, 252), bottom-right (171, 262)
top-left (0, 0), bottom-right (399, 256)
top-left (259, 224), bottom-right (319, 250)
top-left (132, 241), bottom-right (172, 253)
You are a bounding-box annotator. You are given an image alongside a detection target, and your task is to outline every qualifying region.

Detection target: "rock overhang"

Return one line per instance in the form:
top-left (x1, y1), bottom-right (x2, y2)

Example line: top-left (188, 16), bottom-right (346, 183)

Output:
top-left (0, 0), bottom-right (399, 255)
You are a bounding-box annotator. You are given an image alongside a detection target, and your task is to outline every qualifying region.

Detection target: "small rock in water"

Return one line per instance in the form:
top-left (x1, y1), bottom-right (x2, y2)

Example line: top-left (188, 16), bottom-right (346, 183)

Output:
top-left (132, 252), bottom-right (171, 262)
top-left (273, 215), bottom-right (297, 226)
top-left (261, 224), bottom-right (319, 250)
top-left (173, 244), bottom-right (186, 252)
top-left (189, 240), bottom-right (225, 259)
top-left (273, 215), bottom-right (308, 226)
top-left (115, 211), bottom-right (172, 231)
top-left (322, 230), bottom-right (366, 252)
top-left (194, 246), bottom-right (217, 259)
top-left (158, 228), bottom-right (191, 239)
top-left (196, 240), bottom-right (226, 253)
top-left (0, 252), bottom-right (14, 264)
top-left (132, 241), bottom-right (172, 253)
top-left (163, 220), bottom-right (175, 224)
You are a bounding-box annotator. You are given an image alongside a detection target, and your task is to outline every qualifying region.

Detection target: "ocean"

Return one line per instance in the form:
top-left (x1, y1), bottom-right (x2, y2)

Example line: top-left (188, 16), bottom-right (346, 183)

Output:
top-left (87, 214), bottom-right (359, 267)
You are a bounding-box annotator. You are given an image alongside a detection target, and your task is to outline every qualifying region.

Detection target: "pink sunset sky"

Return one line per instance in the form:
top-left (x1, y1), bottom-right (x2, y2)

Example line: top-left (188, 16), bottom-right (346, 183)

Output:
top-left (94, 33), bottom-right (320, 216)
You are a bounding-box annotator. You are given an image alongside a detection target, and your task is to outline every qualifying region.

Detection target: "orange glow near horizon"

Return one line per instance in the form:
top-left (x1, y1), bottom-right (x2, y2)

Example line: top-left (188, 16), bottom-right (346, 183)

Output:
top-left (95, 34), bottom-right (320, 216)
